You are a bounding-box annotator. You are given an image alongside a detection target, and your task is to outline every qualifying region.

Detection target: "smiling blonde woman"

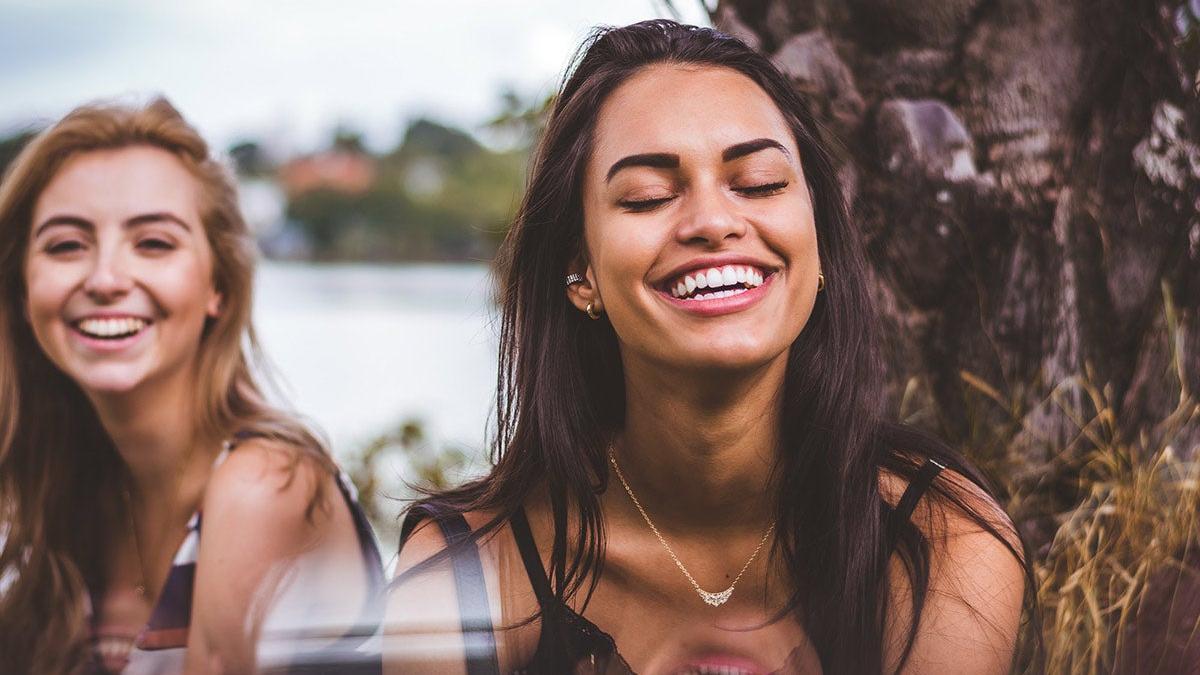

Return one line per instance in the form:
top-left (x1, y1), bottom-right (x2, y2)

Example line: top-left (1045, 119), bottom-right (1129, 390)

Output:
top-left (0, 99), bottom-right (383, 674)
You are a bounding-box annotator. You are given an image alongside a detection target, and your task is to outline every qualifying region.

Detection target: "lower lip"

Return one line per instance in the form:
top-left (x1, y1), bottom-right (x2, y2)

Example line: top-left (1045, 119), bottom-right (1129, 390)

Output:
top-left (658, 273), bottom-right (776, 317)
top-left (671, 655), bottom-right (766, 675)
top-left (69, 324), bottom-right (152, 352)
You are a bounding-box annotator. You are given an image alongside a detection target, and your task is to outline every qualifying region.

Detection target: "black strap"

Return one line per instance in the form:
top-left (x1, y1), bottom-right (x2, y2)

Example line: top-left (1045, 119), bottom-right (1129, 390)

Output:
top-left (509, 507), bottom-right (555, 611)
top-left (427, 513), bottom-right (501, 675)
top-left (888, 458), bottom-right (946, 542)
top-left (509, 506), bottom-right (573, 664)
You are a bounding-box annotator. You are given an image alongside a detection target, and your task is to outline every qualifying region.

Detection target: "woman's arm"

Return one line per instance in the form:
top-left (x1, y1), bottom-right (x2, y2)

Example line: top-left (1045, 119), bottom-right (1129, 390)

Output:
top-left (185, 440), bottom-right (367, 673)
top-left (883, 468), bottom-right (1027, 675)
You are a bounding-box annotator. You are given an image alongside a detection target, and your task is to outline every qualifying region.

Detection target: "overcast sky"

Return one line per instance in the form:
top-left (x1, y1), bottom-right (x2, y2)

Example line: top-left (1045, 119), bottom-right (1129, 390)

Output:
top-left (0, 0), bottom-right (711, 153)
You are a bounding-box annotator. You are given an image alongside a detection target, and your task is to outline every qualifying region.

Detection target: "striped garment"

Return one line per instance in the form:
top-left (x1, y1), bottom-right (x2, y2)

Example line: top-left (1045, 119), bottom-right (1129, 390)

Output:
top-left (87, 447), bottom-right (385, 674)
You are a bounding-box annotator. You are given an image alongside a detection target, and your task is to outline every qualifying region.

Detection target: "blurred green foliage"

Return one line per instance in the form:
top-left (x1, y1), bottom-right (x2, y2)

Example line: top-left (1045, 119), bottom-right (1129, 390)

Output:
top-left (284, 119), bottom-right (528, 261)
top-left (0, 128), bottom-right (38, 177)
top-left (284, 88), bottom-right (551, 262)
top-left (341, 417), bottom-right (472, 534)
top-left (0, 90), bottom-right (553, 263)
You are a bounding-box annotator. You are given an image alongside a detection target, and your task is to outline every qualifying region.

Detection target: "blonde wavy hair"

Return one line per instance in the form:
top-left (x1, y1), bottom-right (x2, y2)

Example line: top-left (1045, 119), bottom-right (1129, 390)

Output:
top-left (0, 98), bottom-right (333, 673)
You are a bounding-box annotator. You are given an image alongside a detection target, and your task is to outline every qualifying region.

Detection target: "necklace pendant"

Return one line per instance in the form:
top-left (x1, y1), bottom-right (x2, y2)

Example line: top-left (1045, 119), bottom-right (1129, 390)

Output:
top-left (134, 584), bottom-right (146, 597)
top-left (699, 587), bottom-right (733, 607)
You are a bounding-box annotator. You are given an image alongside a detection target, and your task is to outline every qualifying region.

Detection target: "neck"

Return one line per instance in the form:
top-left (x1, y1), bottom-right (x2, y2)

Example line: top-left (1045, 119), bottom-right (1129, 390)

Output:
top-left (88, 367), bottom-right (219, 510)
top-left (610, 354), bottom-right (786, 533)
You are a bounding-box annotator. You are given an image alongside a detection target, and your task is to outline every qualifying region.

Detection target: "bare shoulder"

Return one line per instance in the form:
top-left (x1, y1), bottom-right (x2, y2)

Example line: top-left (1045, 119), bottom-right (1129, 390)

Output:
top-left (880, 461), bottom-right (1027, 674)
top-left (386, 508), bottom-right (517, 675)
top-left (393, 507), bottom-right (507, 573)
top-left (188, 439), bottom-right (358, 671)
top-left (203, 437), bottom-right (340, 548)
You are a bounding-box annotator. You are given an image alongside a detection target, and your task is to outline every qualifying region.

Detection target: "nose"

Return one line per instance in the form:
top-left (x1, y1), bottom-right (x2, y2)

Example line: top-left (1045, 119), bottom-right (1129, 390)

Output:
top-left (82, 247), bottom-right (133, 302)
top-left (674, 181), bottom-right (747, 247)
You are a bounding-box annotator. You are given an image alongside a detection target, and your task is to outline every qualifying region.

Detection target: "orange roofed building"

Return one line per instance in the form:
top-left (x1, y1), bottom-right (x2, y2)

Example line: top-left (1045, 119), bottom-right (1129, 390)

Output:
top-left (278, 150), bottom-right (377, 197)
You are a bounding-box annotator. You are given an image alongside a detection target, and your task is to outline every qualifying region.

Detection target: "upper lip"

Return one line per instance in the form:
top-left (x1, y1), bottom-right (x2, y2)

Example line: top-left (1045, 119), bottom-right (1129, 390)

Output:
top-left (654, 254), bottom-right (781, 289)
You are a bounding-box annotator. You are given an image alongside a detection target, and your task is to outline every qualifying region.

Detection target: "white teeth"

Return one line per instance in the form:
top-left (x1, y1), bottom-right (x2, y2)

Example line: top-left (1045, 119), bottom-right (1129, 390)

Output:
top-left (76, 317), bottom-right (147, 338)
top-left (668, 266), bottom-right (769, 301)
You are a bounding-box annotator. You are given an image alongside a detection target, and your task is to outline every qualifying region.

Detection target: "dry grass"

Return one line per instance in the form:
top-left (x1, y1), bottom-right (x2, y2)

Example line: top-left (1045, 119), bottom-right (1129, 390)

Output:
top-left (953, 286), bottom-right (1200, 673)
top-left (1030, 388), bottom-right (1199, 673)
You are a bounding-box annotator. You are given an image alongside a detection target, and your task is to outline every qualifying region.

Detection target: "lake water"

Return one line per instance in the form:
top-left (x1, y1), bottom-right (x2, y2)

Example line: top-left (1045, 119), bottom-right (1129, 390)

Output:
top-left (253, 262), bottom-right (499, 465)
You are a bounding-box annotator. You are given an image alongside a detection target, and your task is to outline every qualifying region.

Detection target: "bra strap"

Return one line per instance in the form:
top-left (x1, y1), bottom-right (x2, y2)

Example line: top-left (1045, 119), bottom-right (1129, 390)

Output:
top-left (509, 507), bottom-right (555, 612)
top-left (888, 458), bottom-right (946, 544)
top-left (430, 513), bottom-right (501, 675)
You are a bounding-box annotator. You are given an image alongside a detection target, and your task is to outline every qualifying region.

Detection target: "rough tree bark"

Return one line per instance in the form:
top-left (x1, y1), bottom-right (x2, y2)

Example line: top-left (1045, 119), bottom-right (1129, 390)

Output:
top-left (710, 0), bottom-right (1200, 486)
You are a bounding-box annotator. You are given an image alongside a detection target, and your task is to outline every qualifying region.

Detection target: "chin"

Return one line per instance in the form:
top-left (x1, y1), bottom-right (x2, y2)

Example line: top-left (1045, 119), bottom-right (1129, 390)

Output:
top-left (69, 367), bottom-right (151, 397)
top-left (671, 338), bottom-right (788, 373)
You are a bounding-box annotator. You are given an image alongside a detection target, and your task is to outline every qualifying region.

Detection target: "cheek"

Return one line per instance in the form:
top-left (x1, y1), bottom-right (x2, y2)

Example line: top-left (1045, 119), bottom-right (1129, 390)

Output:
top-left (23, 261), bottom-right (70, 327)
top-left (588, 219), bottom-right (661, 297)
top-left (146, 256), bottom-right (216, 316)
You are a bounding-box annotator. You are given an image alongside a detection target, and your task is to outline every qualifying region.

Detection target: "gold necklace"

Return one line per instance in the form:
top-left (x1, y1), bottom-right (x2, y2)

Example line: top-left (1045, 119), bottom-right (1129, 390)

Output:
top-left (608, 450), bottom-right (775, 607)
top-left (122, 442), bottom-right (202, 599)
top-left (123, 489), bottom-right (150, 598)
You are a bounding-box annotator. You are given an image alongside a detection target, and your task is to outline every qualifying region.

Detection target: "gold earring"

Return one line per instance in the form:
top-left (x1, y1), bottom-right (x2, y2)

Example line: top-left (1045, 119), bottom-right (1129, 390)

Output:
top-left (586, 302), bottom-right (602, 320)
top-left (817, 272), bottom-right (825, 291)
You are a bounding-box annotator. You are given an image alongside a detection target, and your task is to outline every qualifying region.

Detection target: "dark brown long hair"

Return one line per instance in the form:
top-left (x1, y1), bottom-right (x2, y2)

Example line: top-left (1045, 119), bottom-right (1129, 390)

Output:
top-left (0, 98), bottom-right (334, 674)
top-left (403, 20), bottom-right (1031, 673)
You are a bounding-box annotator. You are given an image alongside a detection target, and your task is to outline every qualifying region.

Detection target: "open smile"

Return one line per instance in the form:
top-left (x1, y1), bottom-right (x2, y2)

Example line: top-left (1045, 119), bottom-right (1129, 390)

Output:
top-left (654, 261), bottom-right (779, 317)
top-left (68, 315), bottom-right (155, 350)
top-left (73, 316), bottom-right (152, 340)
top-left (662, 264), bottom-right (772, 302)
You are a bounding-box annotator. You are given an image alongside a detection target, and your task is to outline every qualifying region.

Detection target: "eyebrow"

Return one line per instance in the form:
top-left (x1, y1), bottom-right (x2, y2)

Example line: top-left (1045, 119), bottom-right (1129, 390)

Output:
top-left (605, 138), bottom-right (791, 182)
top-left (605, 153), bottom-right (679, 182)
top-left (722, 138), bottom-right (790, 162)
top-left (34, 212), bottom-right (193, 238)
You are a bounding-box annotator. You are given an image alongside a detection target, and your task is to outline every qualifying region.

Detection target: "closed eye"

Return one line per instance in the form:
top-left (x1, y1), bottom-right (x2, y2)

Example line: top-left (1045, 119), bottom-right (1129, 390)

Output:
top-left (618, 195), bottom-right (676, 213)
top-left (734, 181), bottom-right (789, 197)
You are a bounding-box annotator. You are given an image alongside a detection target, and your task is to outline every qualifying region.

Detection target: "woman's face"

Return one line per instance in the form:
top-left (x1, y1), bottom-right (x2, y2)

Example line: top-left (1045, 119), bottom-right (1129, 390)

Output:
top-left (23, 145), bottom-right (221, 396)
top-left (576, 64), bottom-right (820, 374)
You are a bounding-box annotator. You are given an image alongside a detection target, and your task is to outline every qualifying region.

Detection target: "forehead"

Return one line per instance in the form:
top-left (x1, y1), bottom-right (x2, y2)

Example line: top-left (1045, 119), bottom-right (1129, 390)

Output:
top-left (589, 64), bottom-right (797, 170)
top-left (33, 145), bottom-right (201, 223)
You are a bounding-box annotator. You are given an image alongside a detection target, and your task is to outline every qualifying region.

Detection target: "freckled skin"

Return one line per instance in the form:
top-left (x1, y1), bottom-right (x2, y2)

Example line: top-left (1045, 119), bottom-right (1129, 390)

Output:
top-left (573, 64), bottom-right (821, 376)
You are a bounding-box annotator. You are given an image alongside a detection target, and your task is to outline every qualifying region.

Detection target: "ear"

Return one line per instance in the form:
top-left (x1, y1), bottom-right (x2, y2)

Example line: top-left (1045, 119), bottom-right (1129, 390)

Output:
top-left (206, 289), bottom-right (223, 318)
top-left (565, 253), bottom-right (602, 315)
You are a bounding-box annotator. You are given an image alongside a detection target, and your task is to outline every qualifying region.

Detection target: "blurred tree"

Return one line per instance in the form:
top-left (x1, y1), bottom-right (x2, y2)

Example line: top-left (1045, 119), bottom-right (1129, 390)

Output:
top-left (395, 118), bottom-right (481, 159)
top-left (484, 86), bottom-right (554, 149)
top-left (332, 124), bottom-right (368, 154)
top-left (0, 129), bottom-right (38, 177)
top-left (708, 0), bottom-right (1198, 470)
top-left (228, 139), bottom-right (272, 176)
top-left (284, 113), bottom-right (526, 261)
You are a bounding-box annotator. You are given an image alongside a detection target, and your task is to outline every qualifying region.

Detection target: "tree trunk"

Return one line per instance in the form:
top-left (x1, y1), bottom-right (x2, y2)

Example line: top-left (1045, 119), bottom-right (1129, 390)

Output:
top-left (712, 0), bottom-right (1199, 489)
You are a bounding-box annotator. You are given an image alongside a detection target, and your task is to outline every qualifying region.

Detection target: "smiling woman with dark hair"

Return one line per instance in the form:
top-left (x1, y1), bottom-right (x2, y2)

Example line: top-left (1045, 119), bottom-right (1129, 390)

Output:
top-left (386, 20), bottom-right (1029, 674)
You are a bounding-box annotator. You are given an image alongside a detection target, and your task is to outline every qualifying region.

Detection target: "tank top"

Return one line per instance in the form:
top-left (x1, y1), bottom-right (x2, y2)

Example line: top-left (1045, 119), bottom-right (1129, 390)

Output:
top-left (85, 435), bottom-right (386, 674)
top-left (401, 458), bottom-right (947, 674)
